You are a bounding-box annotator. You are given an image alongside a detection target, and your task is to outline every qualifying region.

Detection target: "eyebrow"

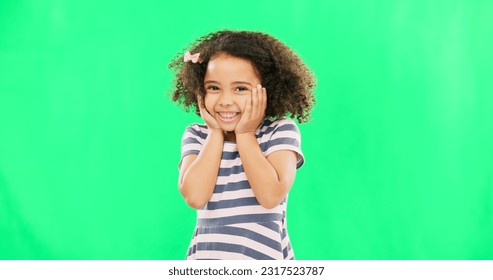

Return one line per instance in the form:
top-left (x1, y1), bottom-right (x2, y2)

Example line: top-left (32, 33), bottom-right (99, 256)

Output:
top-left (204, 80), bottom-right (253, 86)
top-left (233, 81), bottom-right (253, 86)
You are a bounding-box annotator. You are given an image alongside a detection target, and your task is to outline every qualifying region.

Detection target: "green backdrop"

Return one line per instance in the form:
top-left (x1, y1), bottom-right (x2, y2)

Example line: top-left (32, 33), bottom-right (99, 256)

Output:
top-left (1, 0), bottom-right (492, 260)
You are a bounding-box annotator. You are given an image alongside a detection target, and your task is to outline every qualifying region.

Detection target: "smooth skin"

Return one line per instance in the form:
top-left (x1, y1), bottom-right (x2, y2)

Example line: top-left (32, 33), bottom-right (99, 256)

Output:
top-left (179, 53), bottom-right (298, 209)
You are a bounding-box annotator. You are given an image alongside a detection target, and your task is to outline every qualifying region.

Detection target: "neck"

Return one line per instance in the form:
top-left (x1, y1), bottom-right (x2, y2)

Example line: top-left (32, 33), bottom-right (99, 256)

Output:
top-left (224, 131), bottom-right (236, 142)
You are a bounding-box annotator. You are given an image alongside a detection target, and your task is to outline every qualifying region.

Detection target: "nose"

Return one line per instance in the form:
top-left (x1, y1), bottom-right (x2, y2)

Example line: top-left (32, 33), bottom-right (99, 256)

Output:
top-left (218, 91), bottom-right (233, 107)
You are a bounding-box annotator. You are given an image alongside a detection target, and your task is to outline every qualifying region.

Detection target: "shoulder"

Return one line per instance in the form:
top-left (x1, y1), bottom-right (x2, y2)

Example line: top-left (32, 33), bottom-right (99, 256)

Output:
top-left (258, 118), bottom-right (304, 168)
top-left (181, 123), bottom-right (209, 145)
top-left (257, 118), bottom-right (302, 148)
top-left (258, 118), bottom-right (301, 137)
top-left (183, 123), bottom-right (208, 138)
top-left (180, 123), bottom-right (208, 157)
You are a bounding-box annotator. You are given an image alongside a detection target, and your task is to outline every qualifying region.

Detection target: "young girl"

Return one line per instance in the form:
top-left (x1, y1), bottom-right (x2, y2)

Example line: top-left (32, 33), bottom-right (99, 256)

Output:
top-left (168, 30), bottom-right (315, 260)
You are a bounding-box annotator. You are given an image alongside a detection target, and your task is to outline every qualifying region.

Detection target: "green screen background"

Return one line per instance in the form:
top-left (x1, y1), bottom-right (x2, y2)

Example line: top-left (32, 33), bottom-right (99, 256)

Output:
top-left (1, 0), bottom-right (492, 259)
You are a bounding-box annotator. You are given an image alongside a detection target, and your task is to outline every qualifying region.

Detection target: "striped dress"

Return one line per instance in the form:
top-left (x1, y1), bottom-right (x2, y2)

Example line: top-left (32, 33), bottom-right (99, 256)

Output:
top-left (180, 118), bottom-right (304, 260)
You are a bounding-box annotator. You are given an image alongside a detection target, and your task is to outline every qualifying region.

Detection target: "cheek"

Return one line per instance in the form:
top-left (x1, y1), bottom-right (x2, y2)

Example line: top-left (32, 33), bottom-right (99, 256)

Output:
top-left (238, 96), bottom-right (249, 112)
top-left (204, 95), bottom-right (215, 112)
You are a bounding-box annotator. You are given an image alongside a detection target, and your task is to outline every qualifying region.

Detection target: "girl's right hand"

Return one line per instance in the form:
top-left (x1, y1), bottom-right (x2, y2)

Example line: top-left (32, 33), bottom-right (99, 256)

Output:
top-left (197, 95), bottom-right (221, 131)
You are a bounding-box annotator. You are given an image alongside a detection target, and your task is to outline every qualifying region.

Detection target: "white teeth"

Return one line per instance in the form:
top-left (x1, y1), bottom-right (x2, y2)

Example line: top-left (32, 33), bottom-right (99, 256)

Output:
top-left (218, 112), bottom-right (238, 118)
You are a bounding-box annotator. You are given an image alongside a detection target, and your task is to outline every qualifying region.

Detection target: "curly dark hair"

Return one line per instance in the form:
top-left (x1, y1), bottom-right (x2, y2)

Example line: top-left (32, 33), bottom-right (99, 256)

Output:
top-left (168, 30), bottom-right (316, 123)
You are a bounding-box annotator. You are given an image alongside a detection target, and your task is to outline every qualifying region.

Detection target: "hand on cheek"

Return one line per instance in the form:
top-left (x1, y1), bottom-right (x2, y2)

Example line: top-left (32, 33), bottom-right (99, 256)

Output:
top-left (235, 84), bottom-right (267, 135)
top-left (197, 95), bottom-right (221, 131)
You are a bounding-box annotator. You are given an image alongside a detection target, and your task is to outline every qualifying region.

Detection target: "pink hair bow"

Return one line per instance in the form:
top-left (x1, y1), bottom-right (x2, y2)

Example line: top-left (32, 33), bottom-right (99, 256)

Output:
top-left (183, 51), bottom-right (201, 63)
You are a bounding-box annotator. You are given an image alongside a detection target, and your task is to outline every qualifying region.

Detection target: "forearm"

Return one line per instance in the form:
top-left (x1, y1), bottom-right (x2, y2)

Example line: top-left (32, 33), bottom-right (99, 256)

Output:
top-left (236, 133), bottom-right (285, 209)
top-left (180, 130), bottom-right (224, 209)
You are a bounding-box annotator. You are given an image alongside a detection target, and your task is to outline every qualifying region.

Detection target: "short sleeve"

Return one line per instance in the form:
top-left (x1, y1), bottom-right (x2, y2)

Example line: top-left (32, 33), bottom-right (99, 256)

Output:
top-left (263, 119), bottom-right (305, 169)
top-left (179, 124), bottom-right (207, 167)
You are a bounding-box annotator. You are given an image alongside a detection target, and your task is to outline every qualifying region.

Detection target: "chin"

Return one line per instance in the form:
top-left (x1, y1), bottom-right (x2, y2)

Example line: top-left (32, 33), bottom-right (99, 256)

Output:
top-left (222, 127), bottom-right (236, 133)
top-left (219, 123), bottom-right (238, 133)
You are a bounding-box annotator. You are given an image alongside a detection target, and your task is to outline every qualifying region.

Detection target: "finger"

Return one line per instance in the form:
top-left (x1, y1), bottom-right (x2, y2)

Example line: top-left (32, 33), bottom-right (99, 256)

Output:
top-left (251, 86), bottom-right (259, 118)
top-left (198, 95), bottom-right (214, 120)
top-left (243, 93), bottom-right (252, 119)
top-left (197, 95), bottom-right (206, 116)
top-left (254, 84), bottom-right (263, 119)
top-left (261, 87), bottom-right (267, 116)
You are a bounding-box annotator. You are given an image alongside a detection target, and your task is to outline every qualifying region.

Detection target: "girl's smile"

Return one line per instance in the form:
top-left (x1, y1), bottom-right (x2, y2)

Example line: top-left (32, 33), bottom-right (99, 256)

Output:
top-left (216, 111), bottom-right (240, 123)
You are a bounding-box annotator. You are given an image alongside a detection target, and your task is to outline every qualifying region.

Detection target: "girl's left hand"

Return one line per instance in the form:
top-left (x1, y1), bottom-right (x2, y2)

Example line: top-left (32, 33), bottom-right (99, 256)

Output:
top-left (235, 84), bottom-right (267, 135)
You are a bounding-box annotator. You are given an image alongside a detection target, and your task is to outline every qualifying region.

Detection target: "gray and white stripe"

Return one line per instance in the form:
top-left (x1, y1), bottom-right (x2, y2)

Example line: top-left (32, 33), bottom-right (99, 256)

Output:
top-left (181, 118), bottom-right (303, 260)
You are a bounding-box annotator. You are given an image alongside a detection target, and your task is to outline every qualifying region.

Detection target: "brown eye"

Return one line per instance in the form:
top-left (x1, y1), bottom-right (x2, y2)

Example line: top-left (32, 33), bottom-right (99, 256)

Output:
top-left (206, 85), bottom-right (220, 92)
top-left (235, 86), bottom-right (249, 93)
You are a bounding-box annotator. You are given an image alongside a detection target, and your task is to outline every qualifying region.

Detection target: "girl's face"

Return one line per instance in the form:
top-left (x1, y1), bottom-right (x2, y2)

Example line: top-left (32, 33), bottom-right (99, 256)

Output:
top-left (204, 52), bottom-right (261, 134)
